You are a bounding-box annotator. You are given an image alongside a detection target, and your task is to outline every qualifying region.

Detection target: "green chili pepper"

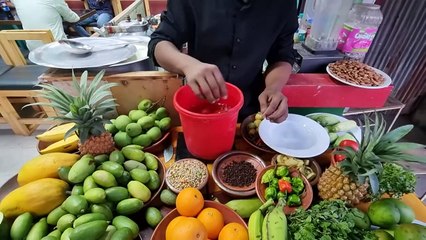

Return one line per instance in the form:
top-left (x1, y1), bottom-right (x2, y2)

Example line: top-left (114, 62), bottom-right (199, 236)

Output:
top-left (276, 166), bottom-right (289, 177)
top-left (291, 177), bottom-right (304, 194)
top-left (281, 176), bottom-right (291, 182)
top-left (269, 178), bottom-right (279, 188)
top-left (264, 186), bottom-right (277, 200)
top-left (277, 191), bottom-right (287, 200)
top-left (288, 194), bottom-right (301, 206)
top-left (261, 169), bottom-right (275, 183)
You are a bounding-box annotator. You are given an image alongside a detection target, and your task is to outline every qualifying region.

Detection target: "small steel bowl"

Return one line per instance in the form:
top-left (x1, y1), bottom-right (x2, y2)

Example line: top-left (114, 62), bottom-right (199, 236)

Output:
top-left (212, 151), bottom-right (266, 197)
top-left (165, 158), bottom-right (209, 194)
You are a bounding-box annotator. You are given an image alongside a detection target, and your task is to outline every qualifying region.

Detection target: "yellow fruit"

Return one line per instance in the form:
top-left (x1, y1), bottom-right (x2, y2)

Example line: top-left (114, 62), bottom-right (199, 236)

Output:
top-left (40, 134), bottom-right (79, 154)
top-left (36, 123), bottom-right (76, 142)
top-left (176, 188), bottom-right (204, 217)
top-left (0, 178), bottom-right (69, 218)
top-left (197, 208), bottom-right (224, 239)
top-left (166, 217), bottom-right (208, 240)
top-left (17, 153), bottom-right (80, 186)
top-left (218, 223), bottom-right (248, 240)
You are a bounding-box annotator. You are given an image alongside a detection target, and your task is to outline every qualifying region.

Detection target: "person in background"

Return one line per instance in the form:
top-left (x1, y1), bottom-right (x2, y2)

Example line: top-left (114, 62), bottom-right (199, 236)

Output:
top-left (10, 0), bottom-right (80, 51)
top-left (74, 0), bottom-right (113, 37)
top-left (148, 0), bottom-right (298, 123)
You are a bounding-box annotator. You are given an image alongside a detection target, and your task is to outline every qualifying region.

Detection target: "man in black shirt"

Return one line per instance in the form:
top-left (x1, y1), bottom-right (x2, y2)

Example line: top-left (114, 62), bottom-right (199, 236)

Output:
top-left (148, 0), bottom-right (298, 122)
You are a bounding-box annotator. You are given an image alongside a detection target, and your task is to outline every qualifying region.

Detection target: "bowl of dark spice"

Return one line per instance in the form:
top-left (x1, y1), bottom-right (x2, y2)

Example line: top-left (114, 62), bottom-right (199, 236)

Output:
top-left (212, 151), bottom-right (267, 197)
top-left (165, 158), bottom-right (209, 193)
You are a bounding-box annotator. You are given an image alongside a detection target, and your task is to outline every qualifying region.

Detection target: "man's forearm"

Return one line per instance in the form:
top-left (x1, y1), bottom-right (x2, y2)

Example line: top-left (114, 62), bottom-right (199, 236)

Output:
top-left (264, 62), bottom-right (292, 90)
top-left (154, 40), bottom-right (200, 75)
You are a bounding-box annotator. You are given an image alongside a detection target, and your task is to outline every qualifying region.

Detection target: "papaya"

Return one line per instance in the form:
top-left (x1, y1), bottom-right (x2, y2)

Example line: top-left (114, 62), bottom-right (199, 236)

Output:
top-left (0, 178), bottom-right (69, 218)
top-left (17, 153), bottom-right (80, 186)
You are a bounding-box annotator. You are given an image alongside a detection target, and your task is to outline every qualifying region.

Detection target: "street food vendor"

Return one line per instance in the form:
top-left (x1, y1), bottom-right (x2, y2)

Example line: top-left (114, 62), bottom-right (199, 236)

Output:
top-left (148, 0), bottom-right (298, 123)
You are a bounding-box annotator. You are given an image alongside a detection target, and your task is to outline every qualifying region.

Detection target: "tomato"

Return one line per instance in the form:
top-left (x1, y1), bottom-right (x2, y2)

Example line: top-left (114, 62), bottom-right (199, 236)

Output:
top-left (339, 140), bottom-right (359, 151)
top-left (333, 140), bottom-right (359, 163)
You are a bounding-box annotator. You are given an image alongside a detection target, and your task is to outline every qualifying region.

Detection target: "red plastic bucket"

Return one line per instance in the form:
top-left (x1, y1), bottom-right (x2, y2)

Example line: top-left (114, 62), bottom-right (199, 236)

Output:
top-left (173, 83), bottom-right (244, 160)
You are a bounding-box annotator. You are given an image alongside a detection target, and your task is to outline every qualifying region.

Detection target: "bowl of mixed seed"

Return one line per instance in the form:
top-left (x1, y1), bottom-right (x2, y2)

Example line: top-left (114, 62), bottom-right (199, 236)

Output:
top-left (165, 158), bottom-right (209, 193)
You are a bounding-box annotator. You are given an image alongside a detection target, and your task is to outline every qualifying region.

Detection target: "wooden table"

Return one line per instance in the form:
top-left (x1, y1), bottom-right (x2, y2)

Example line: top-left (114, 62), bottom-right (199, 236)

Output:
top-left (0, 8), bottom-right (96, 26)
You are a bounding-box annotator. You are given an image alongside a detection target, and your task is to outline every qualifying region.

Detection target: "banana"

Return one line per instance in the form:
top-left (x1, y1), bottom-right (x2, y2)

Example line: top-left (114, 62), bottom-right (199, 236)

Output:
top-left (261, 198), bottom-right (288, 240)
top-left (40, 134), bottom-right (79, 154)
top-left (36, 123), bottom-right (76, 142)
top-left (248, 210), bottom-right (263, 240)
top-left (248, 198), bottom-right (274, 240)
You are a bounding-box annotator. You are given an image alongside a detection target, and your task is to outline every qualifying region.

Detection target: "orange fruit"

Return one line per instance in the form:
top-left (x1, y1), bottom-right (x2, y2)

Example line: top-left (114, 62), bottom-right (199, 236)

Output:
top-left (166, 217), bottom-right (208, 240)
top-left (176, 187), bottom-right (204, 217)
top-left (197, 207), bottom-right (225, 239)
top-left (218, 222), bottom-right (248, 240)
top-left (166, 216), bottom-right (187, 239)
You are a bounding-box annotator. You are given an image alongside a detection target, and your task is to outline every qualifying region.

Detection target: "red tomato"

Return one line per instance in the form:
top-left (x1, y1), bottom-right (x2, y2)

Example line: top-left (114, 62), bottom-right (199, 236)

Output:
top-left (333, 153), bottom-right (347, 162)
top-left (339, 140), bottom-right (359, 151)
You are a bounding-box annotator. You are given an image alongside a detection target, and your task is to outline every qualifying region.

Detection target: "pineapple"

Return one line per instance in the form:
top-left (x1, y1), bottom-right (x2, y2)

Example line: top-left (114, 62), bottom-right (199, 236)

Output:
top-left (318, 113), bottom-right (426, 206)
top-left (30, 70), bottom-right (118, 155)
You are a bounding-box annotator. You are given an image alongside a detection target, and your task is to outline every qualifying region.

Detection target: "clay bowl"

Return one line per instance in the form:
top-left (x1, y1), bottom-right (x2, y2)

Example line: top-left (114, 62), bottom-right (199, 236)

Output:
top-left (255, 165), bottom-right (313, 215)
top-left (240, 114), bottom-right (276, 154)
top-left (143, 131), bottom-right (171, 154)
top-left (165, 158), bottom-right (209, 194)
top-left (212, 151), bottom-right (267, 198)
top-left (143, 153), bottom-right (166, 207)
top-left (271, 154), bottom-right (322, 186)
top-left (151, 200), bottom-right (247, 240)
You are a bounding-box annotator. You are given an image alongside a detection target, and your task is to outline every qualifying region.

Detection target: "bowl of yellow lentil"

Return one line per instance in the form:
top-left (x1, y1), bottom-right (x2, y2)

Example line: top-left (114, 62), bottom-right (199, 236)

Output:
top-left (165, 158), bottom-right (209, 193)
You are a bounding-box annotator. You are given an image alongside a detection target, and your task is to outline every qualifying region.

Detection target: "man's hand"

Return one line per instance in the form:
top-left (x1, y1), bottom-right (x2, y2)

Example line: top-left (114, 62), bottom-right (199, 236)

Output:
top-left (259, 88), bottom-right (288, 123)
top-left (182, 62), bottom-right (228, 103)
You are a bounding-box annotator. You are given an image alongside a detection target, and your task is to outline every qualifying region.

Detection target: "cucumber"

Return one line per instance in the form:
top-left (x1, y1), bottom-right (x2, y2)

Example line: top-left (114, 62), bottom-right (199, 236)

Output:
top-left (47, 206), bottom-right (68, 225)
top-left (10, 212), bottom-right (33, 240)
top-left (329, 120), bottom-right (358, 133)
top-left (110, 227), bottom-right (133, 240)
top-left (112, 216), bottom-right (139, 238)
top-left (109, 150), bottom-right (125, 165)
top-left (69, 220), bottom-right (108, 240)
top-left (225, 198), bottom-right (263, 218)
top-left (329, 132), bottom-right (338, 144)
top-left (41, 236), bottom-right (58, 240)
top-left (26, 218), bottom-right (48, 240)
top-left (145, 170), bottom-right (161, 191)
top-left (62, 195), bottom-right (88, 215)
top-left (316, 115), bottom-right (340, 127)
top-left (68, 155), bottom-right (96, 183)
top-left (105, 187), bottom-right (129, 203)
top-left (116, 198), bottom-right (144, 215)
top-left (116, 171), bottom-right (131, 186)
top-left (127, 181), bottom-right (151, 203)
top-left (73, 213), bottom-right (107, 228)
top-left (130, 169), bottom-right (150, 183)
top-left (91, 204), bottom-right (114, 221)
top-left (94, 154), bottom-right (109, 165)
top-left (57, 214), bottom-right (76, 232)
top-left (144, 153), bottom-right (158, 170)
top-left (92, 170), bottom-right (118, 188)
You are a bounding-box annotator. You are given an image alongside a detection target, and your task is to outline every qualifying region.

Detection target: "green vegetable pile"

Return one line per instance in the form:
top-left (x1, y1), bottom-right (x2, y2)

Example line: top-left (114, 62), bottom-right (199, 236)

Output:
top-left (374, 162), bottom-right (417, 200)
top-left (288, 200), bottom-right (376, 240)
top-left (261, 166), bottom-right (304, 207)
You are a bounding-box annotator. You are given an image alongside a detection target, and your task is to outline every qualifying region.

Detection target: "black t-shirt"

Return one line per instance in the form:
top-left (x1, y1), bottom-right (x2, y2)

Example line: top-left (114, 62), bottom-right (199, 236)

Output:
top-left (148, 0), bottom-right (298, 119)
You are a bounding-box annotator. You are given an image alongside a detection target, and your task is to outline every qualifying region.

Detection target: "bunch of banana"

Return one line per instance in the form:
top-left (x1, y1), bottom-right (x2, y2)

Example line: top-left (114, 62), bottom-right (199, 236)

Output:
top-left (37, 123), bottom-right (79, 154)
top-left (248, 198), bottom-right (288, 240)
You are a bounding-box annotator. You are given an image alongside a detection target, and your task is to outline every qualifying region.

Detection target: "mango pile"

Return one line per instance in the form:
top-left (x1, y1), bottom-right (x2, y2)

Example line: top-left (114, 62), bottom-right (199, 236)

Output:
top-left (105, 99), bottom-right (172, 149)
top-left (0, 146), bottom-right (165, 240)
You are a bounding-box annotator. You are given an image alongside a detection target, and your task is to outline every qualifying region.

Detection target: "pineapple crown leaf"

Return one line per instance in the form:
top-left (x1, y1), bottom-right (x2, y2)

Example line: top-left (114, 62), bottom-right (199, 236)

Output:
top-left (381, 125), bottom-right (413, 143)
top-left (64, 125), bottom-right (79, 140)
top-left (368, 173), bottom-right (380, 195)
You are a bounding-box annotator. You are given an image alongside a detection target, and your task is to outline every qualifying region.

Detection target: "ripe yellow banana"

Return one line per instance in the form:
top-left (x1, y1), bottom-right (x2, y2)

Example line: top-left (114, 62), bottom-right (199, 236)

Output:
top-left (36, 123), bottom-right (76, 142)
top-left (40, 134), bottom-right (79, 154)
top-left (262, 198), bottom-right (288, 240)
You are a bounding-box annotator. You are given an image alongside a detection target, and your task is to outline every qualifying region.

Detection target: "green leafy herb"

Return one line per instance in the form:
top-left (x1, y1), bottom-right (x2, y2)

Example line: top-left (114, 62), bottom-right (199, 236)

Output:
top-left (374, 162), bottom-right (416, 199)
top-left (288, 200), bottom-right (376, 240)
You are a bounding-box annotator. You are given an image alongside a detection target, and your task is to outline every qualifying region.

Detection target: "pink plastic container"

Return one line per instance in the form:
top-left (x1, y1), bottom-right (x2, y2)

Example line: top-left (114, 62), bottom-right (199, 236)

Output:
top-left (173, 83), bottom-right (244, 160)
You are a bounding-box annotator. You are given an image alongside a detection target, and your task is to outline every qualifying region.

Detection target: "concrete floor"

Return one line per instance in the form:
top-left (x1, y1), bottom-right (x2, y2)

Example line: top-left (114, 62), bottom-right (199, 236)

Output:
top-left (0, 116), bottom-right (425, 202)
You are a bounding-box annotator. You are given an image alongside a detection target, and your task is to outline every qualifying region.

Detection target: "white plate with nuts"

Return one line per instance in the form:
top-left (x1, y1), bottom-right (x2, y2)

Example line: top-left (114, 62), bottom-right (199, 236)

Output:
top-left (326, 61), bottom-right (392, 89)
